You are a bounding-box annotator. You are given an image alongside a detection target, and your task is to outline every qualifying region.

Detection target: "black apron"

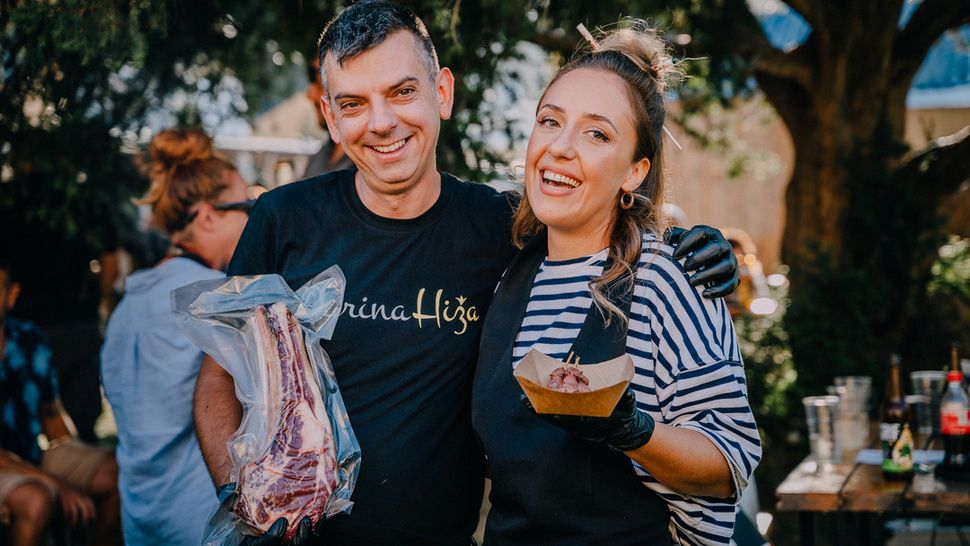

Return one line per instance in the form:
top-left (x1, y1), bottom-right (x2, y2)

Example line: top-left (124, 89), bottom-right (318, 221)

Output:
top-left (472, 231), bottom-right (671, 546)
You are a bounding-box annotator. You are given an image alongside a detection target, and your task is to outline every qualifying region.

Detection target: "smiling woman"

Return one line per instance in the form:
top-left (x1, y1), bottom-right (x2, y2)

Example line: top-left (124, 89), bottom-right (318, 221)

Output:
top-left (473, 20), bottom-right (761, 546)
top-left (513, 25), bottom-right (677, 320)
top-left (526, 68), bottom-right (651, 258)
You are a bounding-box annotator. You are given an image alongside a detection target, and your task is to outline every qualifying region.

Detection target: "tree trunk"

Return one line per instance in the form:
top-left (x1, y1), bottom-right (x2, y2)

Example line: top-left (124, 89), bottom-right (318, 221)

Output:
top-left (761, 0), bottom-right (958, 383)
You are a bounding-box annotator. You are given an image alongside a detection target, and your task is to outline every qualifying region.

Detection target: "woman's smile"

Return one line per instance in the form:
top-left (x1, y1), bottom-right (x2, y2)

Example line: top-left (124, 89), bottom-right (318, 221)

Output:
top-left (538, 168), bottom-right (583, 196)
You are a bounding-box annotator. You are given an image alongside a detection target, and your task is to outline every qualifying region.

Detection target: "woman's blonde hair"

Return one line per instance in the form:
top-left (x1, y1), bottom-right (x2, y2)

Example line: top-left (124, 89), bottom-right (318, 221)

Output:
top-left (136, 128), bottom-right (236, 238)
top-left (511, 20), bottom-right (676, 323)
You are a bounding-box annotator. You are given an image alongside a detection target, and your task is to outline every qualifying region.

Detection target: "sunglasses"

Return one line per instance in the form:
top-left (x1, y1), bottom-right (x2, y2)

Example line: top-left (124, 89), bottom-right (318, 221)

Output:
top-left (183, 199), bottom-right (256, 228)
top-left (211, 200), bottom-right (256, 214)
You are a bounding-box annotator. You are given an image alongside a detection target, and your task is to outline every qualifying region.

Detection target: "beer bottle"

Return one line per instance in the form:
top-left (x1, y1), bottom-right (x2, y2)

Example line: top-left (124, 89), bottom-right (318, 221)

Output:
top-left (941, 343), bottom-right (970, 471)
top-left (881, 354), bottom-right (914, 479)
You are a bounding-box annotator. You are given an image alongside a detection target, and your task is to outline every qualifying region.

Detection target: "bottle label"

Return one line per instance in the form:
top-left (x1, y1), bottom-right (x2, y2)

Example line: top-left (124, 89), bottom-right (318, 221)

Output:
top-left (881, 422), bottom-right (914, 473)
top-left (880, 422), bottom-right (899, 446)
top-left (941, 410), bottom-right (970, 435)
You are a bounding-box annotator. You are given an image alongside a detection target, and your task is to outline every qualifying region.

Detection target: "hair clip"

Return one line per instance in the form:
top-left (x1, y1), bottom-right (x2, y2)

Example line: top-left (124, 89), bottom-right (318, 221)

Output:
top-left (576, 23), bottom-right (600, 51)
top-left (662, 126), bottom-right (683, 151)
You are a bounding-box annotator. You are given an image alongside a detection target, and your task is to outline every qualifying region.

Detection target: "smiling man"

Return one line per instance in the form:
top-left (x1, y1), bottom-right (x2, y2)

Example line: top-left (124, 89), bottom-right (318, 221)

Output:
top-left (321, 28), bottom-right (452, 216)
top-left (195, 6), bottom-right (515, 544)
top-left (192, 2), bottom-right (738, 545)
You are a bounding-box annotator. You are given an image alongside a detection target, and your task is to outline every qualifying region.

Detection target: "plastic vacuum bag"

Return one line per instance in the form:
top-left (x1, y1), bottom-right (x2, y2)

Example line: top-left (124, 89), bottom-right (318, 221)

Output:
top-left (172, 266), bottom-right (359, 544)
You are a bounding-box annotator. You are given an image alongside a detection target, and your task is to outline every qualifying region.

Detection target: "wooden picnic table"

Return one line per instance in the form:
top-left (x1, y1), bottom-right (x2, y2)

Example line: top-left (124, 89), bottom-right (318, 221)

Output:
top-left (775, 434), bottom-right (970, 545)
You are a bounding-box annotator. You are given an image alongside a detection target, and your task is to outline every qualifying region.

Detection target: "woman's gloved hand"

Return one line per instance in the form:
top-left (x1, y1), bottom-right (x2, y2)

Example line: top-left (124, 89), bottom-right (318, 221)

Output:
top-left (523, 389), bottom-right (655, 452)
top-left (666, 225), bottom-right (739, 299)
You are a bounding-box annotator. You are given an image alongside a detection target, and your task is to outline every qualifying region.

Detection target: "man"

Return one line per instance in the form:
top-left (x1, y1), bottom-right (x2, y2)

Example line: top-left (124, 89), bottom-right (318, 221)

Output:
top-left (194, 2), bottom-right (738, 544)
top-left (303, 49), bottom-right (354, 178)
top-left (0, 258), bottom-right (121, 546)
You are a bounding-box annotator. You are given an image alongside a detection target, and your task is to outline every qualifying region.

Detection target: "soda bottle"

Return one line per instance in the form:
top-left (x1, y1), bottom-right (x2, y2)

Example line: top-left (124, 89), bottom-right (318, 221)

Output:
top-left (941, 343), bottom-right (970, 471)
top-left (881, 354), bottom-right (914, 479)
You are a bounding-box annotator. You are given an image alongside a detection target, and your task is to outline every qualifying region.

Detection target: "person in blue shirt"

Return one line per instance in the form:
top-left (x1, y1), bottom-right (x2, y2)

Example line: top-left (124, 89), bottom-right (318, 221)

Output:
top-left (100, 127), bottom-right (252, 545)
top-left (0, 257), bottom-right (121, 546)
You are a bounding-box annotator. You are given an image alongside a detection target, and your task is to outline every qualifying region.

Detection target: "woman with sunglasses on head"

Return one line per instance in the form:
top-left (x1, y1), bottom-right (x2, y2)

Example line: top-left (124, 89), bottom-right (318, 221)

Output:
top-left (100, 128), bottom-right (251, 545)
top-left (473, 22), bottom-right (761, 546)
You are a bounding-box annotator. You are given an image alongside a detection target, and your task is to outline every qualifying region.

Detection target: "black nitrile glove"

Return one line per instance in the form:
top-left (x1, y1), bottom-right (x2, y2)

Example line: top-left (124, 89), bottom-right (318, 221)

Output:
top-left (222, 479), bottom-right (324, 546)
top-left (522, 389), bottom-right (655, 452)
top-left (240, 517), bottom-right (289, 546)
top-left (239, 516), bottom-right (319, 546)
top-left (667, 225), bottom-right (739, 299)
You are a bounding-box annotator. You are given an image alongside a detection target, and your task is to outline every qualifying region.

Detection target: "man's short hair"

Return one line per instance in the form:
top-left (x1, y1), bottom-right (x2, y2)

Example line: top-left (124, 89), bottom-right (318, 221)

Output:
top-left (316, 0), bottom-right (440, 93)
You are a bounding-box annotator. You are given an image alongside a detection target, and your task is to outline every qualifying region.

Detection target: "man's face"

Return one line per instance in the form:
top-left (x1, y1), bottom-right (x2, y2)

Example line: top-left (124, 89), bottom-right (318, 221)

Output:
top-left (321, 31), bottom-right (454, 197)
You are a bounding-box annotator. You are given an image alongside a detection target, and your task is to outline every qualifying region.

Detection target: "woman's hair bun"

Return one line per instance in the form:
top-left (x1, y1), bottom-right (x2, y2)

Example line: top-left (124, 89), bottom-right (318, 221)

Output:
top-left (591, 19), bottom-right (679, 93)
top-left (135, 127), bottom-right (235, 237)
top-left (149, 127), bottom-right (215, 168)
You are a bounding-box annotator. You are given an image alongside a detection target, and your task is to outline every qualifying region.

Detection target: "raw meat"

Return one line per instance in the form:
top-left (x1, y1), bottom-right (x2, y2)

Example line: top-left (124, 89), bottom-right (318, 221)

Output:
top-left (548, 366), bottom-right (591, 393)
top-left (234, 302), bottom-right (337, 539)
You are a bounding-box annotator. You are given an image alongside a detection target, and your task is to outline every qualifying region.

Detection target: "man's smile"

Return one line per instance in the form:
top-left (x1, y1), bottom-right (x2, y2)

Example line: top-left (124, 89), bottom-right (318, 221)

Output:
top-left (367, 136), bottom-right (411, 154)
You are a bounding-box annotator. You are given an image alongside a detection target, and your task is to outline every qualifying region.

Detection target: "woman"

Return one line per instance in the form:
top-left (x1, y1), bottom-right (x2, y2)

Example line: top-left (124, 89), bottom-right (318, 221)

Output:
top-left (472, 22), bottom-right (761, 546)
top-left (100, 128), bottom-right (252, 545)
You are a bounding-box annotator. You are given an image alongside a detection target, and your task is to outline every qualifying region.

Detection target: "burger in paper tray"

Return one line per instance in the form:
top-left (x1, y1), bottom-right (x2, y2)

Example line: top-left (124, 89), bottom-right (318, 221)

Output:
top-left (514, 349), bottom-right (634, 417)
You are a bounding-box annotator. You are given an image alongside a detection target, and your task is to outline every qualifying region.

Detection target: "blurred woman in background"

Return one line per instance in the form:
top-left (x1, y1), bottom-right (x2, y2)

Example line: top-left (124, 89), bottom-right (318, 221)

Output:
top-left (100, 128), bottom-right (251, 545)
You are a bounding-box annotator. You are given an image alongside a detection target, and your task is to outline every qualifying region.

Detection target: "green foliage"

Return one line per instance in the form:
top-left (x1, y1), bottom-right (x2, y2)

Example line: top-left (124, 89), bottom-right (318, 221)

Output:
top-left (784, 246), bottom-right (883, 386)
top-left (2, 1), bottom-right (162, 238)
top-left (928, 236), bottom-right (970, 300)
top-left (734, 273), bottom-right (804, 511)
top-left (736, 280), bottom-right (797, 423)
top-left (0, 1), bottom-right (267, 242)
top-left (1, 0), bottom-right (262, 320)
top-left (907, 236), bottom-right (970, 365)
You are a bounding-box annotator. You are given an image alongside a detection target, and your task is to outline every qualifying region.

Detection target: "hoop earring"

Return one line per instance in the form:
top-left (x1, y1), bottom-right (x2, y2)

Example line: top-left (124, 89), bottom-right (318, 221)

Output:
top-left (509, 163), bottom-right (526, 182)
top-left (620, 190), bottom-right (635, 210)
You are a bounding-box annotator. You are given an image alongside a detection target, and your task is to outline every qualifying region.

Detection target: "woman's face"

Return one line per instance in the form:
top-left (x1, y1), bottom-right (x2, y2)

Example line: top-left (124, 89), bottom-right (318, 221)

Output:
top-left (525, 68), bottom-right (649, 243)
top-left (211, 171), bottom-right (250, 268)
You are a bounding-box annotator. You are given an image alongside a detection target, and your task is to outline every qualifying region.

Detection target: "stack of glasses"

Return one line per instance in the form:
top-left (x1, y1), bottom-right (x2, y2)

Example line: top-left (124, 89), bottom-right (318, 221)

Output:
top-left (804, 376), bottom-right (873, 470)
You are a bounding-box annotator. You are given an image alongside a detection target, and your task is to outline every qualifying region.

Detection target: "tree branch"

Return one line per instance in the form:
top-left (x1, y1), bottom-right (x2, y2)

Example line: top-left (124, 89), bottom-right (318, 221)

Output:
top-left (730, 0), bottom-right (814, 90)
top-left (752, 44), bottom-right (814, 89)
top-left (753, 71), bottom-right (813, 139)
top-left (893, 0), bottom-right (970, 84)
top-left (531, 29), bottom-right (577, 57)
top-left (895, 127), bottom-right (970, 197)
top-left (779, 0), bottom-right (822, 30)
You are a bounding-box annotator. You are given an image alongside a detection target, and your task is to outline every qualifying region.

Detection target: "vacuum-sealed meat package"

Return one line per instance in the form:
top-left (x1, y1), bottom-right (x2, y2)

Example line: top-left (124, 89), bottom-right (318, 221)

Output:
top-left (172, 266), bottom-right (359, 544)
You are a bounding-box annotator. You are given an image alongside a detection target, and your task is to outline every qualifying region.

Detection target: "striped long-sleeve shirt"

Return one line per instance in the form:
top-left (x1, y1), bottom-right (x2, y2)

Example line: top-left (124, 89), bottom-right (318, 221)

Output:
top-left (512, 232), bottom-right (762, 546)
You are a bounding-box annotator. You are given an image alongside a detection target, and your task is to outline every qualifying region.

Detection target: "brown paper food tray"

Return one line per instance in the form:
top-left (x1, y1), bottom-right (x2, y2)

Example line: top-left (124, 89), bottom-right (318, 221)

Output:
top-left (514, 349), bottom-right (634, 417)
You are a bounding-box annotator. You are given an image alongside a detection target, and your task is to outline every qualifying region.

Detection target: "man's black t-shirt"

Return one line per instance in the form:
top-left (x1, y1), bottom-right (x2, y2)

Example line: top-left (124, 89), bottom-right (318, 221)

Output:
top-left (227, 169), bottom-right (516, 545)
